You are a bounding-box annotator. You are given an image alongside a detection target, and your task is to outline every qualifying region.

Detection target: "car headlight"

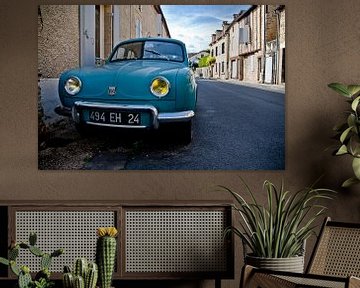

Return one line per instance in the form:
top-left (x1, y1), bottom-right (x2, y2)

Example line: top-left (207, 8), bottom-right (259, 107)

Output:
top-left (150, 77), bottom-right (170, 98)
top-left (65, 76), bottom-right (82, 95)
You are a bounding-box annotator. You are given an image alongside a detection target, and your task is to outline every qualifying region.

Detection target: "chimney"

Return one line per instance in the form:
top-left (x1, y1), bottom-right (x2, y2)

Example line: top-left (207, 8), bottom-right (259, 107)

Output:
top-left (215, 29), bottom-right (222, 39)
top-left (222, 21), bottom-right (230, 33)
top-left (211, 33), bottom-right (216, 43)
top-left (233, 14), bottom-right (238, 19)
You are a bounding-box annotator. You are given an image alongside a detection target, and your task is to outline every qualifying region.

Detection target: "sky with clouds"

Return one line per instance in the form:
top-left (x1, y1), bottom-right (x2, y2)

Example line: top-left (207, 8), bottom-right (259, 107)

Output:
top-left (161, 5), bottom-right (251, 53)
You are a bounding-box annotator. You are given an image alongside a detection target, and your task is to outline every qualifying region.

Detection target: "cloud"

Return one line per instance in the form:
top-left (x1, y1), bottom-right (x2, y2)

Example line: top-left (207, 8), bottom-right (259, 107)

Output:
top-left (187, 15), bottom-right (222, 26)
top-left (161, 5), bottom-right (251, 53)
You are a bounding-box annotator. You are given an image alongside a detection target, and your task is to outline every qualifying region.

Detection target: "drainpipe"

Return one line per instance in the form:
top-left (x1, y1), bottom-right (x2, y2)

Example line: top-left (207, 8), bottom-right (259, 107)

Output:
top-left (261, 5), bottom-right (266, 84)
top-left (275, 7), bottom-right (281, 85)
top-left (226, 33), bottom-right (230, 79)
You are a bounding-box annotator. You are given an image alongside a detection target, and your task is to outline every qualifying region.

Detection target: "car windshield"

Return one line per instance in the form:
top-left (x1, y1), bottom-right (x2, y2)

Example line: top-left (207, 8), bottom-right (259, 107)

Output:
top-left (110, 40), bottom-right (184, 62)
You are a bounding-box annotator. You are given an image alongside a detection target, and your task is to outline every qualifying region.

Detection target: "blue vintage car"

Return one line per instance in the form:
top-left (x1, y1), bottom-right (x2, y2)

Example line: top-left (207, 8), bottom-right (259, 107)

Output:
top-left (57, 37), bottom-right (197, 143)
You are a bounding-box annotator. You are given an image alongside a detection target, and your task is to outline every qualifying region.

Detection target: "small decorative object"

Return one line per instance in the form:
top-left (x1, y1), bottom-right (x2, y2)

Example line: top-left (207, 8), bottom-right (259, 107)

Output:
top-left (96, 227), bottom-right (118, 288)
top-left (328, 83), bottom-right (360, 187)
top-left (220, 179), bottom-right (335, 272)
top-left (0, 232), bottom-right (64, 288)
top-left (62, 258), bottom-right (98, 288)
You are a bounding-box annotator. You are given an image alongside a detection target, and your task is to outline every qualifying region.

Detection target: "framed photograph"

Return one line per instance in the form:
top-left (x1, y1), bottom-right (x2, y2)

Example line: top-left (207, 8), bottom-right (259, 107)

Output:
top-left (38, 5), bottom-right (285, 170)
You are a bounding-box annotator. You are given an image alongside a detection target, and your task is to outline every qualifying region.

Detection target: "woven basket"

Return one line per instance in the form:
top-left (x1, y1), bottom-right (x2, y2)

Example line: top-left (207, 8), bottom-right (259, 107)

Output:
top-left (245, 254), bottom-right (305, 273)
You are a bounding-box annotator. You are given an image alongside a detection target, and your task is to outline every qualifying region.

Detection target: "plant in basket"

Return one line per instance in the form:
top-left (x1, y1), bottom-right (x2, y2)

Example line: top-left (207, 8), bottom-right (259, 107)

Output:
top-left (220, 179), bottom-right (335, 272)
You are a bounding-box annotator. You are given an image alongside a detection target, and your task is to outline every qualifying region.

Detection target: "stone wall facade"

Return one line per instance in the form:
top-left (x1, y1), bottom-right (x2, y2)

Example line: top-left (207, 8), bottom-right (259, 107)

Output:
top-left (38, 5), bottom-right (170, 78)
top-left (38, 5), bottom-right (79, 78)
top-left (209, 5), bottom-right (285, 84)
top-left (119, 5), bottom-right (169, 42)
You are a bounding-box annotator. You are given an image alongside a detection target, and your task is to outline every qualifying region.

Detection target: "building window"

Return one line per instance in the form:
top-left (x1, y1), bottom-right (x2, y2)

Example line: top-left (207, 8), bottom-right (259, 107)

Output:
top-left (221, 61), bottom-right (224, 73)
top-left (221, 43), bottom-right (225, 54)
top-left (215, 47), bottom-right (218, 56)
top-left (156, 14), bottom-right (163, 37)
top-left (136, 19), bottom-right (142, 38)
top-left (211, 49), bottom-right (213, 57)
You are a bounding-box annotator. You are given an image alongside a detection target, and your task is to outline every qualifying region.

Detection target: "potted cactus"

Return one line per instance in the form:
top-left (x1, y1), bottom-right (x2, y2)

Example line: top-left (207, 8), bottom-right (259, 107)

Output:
top-left (0, 232), bottom-right (63, 288)
top-left (96, 227), bottom-right (118, 288)
top-left (62, 258), bottom-right (98, 288)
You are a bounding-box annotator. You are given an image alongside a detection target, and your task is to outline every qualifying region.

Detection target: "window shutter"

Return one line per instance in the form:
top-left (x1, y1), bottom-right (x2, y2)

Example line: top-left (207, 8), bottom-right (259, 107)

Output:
top-left (239, 25), bottom-right (250, 44)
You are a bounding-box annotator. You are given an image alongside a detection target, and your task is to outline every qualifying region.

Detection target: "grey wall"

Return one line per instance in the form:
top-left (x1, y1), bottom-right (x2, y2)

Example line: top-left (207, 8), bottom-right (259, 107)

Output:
top-left (1, 0), bottom-right (360, 287)
top-left (38, 5), bottom-right (79, 78)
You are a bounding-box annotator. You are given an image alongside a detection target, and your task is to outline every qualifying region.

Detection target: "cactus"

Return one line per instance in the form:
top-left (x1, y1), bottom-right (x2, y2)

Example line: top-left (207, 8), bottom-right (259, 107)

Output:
top-left (74, 275), bottom-right (85, 288)
top-left (74, 258), bottom-right (88, 279)
top-left (0, 257), bottom-right (9, 266)
top-left (9, 246), bottom-right (19, 260)
top-left (51, 248), bottom-right (64, 258)
top-left (96, 227), bottom-right (118, 288)
top-left (85, 262), bottom-right (98, 288)
top-left (29, 245), bottom-right (44, 257)
top-left (0, 233), bottom-right (63, 288)
top-left (64, 265), bottom-right (72, 273)
top-left (35, 268), bottom-right (51, 281)
top-left (29, 232), bottom-right (37, 246)
top-left (63, 259), bottom-right (98, 288)
top-left (63, 272), bottom-right (74, 288)
top-left (10, 260), bottom-right (21, 276)
top-left (41, 253), bottom-right (52, 270)
top-left (18, 270), bottom-right (32, 288)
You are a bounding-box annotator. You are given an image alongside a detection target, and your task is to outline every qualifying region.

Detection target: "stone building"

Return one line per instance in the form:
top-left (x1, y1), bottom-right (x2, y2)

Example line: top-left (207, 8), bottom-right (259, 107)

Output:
top-left (234, 5), bottom-right (264, 82)
top-left (209, 5), bottom-right (285, 85)
top-left (263, 5), bottom-right (285, 84)
top-left (209, 21), bottom-right (230, 80)
top-left (38, 5), bottom-right (170, 78)
top-left (277, 5), bottom-right (286, 84)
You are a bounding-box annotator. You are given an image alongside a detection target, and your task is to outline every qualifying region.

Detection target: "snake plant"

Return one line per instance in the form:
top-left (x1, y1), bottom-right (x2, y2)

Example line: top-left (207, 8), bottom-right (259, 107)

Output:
top-left (221, 179), bottom-right (335, 258)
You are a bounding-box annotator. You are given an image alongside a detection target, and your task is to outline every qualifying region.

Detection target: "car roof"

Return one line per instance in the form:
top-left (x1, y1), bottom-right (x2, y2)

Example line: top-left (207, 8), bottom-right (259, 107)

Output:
top-left (116, 37), bottom-right (186, 47)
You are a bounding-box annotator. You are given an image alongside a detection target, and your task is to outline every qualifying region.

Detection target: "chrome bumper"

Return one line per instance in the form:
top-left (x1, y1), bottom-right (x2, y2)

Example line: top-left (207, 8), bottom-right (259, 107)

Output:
top-left (72, 101), bottom-right (194, 129)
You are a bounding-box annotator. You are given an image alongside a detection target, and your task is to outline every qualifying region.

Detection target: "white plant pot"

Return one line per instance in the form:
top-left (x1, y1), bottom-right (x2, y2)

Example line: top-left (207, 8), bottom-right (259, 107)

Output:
top-left (245, 254), bottom-right (305, 273)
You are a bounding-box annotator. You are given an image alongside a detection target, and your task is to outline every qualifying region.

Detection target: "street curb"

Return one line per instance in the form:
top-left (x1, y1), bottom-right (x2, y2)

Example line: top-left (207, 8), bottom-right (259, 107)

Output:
top-left (201, 78), bottom-right (285, 93)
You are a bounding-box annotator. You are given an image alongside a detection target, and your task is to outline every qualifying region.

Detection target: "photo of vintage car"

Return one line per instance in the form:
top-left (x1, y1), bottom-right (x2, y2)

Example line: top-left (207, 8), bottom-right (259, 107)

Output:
top-left (57, 37), bottom-right (197, 143)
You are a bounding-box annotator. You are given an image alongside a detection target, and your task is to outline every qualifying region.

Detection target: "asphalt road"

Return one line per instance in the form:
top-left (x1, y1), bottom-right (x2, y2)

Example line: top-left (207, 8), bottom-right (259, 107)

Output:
top-left (125, 79), bottom-right (285, 170)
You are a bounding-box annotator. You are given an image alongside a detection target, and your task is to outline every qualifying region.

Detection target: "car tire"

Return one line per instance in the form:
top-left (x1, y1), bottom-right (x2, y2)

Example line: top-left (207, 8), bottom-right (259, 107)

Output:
top-left (75, 123), bottom-right (91, 137)
top-left (175, 121), bottom-right (192, 145)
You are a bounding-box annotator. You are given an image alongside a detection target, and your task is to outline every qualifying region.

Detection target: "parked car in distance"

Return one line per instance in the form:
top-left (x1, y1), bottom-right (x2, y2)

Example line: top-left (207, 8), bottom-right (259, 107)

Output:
top-left (56, 37), bottom-right (197, 144)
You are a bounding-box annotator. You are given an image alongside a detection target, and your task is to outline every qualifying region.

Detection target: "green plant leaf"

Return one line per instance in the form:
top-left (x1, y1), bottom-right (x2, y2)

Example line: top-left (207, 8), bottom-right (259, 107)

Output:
top-left (351, 96), bottom-right (360, 111)
top-left (340, 126), bottom-right (353, 143)
top-left (349, 135), bottom-right (360, 157)
top-left (328, 83), bottom-right (351, 98)
top-left (347, 114), bottom-right (356, 129)
top-left (222, 179), bottom-right (335, 258)
top-left (347, 85), bottom-right (360, 97)
top-left (352, 157), bottom-right (360, 179)
top-left (10, 261), bottom-right (20, 276)
top-left (342, 177), bottom-right (360, 188)
top-left (336, 145), bottom-right (348, 155)
top-left (0, 257), bottom-right (9, 266)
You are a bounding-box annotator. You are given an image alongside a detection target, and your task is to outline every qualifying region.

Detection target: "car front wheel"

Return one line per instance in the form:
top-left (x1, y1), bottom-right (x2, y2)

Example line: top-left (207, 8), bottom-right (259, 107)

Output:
top-left (175, 121), bottom-right (192, 145)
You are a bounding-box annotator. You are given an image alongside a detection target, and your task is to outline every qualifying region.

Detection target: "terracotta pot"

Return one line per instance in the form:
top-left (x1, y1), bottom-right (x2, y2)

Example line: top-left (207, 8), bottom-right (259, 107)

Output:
top-left (245, 254), bottom-right (305, 273)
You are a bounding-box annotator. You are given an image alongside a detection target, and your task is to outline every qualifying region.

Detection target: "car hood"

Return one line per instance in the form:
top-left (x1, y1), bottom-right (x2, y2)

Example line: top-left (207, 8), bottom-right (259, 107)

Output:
top-left (61, 60), bottom-right (184, 101)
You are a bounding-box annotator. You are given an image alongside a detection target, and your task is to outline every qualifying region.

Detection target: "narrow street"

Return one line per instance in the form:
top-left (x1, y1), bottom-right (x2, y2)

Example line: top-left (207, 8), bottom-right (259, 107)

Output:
top-left (39, 79), bottom-right (285, 170)
top-left (125, 79), bottom-right (284, 170)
